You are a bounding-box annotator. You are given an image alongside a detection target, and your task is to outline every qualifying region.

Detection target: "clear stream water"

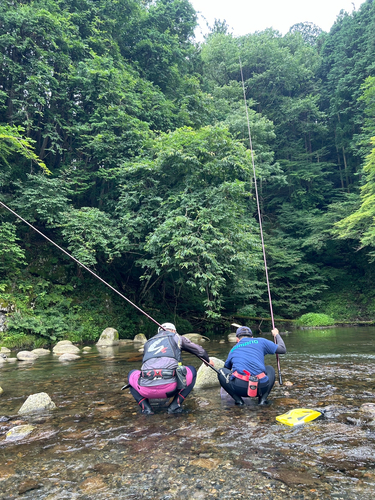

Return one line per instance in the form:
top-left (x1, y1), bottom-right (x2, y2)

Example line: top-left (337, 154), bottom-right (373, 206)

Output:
top-left (1, 327), bottom-right (375, 499)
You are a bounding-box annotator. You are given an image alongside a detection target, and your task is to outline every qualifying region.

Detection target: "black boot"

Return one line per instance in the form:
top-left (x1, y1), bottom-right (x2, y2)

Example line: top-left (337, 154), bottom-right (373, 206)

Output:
top-left (139, 398), bottom-right (154, 415)
top-left (232, 394), bottom-right (245, 406)
top-left (258, 394), bottom-right (272, 406)
top-left (167, 395), bottom-right (184, 414)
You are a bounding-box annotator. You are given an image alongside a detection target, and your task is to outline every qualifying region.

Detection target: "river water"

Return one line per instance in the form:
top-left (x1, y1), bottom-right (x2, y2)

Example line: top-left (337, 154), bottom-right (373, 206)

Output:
top-left (1, 327), bottom-right (375, 499)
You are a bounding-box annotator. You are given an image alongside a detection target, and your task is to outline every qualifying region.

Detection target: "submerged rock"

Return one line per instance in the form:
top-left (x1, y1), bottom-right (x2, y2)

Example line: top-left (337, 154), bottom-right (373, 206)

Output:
top-left (79, 476), bottom-right (107, 494)
top-left (92, 463), bottom-right (118, 475)
top-left (53, 341), bottom-right (80, 355)
top-left (18, 392), bottom-right (57, 415)
top-left (6, 424), bottom-right (35, 441)
top-left (17, 350), bottom-right (38, 361)
top-left (183, 333), bottom-right (210, 343)
top-left (58, 353), bottom-right (80, 362)
top-left (0, 465), bottom-right (15, 480)
top-left (96, 327), bottom-right (119, 347)
top-left (31, 348), bottom-right (50, 356)
top-left (18, 480), bottom-right (42, 495)
top-left (133, 333), bottom-right (147, 344)
top-left (360, 403), bottom-right (375, 416)
top-left (194, 357), bottom-right (225, 389)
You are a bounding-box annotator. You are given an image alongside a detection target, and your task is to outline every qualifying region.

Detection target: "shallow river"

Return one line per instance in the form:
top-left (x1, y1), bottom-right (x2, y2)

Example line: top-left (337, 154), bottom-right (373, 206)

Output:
top-left (1, 327), bottom-right (375, 499)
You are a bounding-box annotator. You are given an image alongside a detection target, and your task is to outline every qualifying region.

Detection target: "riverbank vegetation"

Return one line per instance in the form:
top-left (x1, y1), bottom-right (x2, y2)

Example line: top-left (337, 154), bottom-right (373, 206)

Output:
top-left (1, 0), bottom-right (375, 345)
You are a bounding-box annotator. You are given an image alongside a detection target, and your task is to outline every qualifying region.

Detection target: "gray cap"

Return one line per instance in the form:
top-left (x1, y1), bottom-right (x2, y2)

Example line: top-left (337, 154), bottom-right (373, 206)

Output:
top-left (236, 326), bottom-right (253, 338)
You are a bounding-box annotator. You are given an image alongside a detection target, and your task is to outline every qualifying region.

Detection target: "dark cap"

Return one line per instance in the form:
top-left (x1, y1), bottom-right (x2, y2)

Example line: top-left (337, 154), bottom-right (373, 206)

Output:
top-left (236, 326), bottom-right (253, 338)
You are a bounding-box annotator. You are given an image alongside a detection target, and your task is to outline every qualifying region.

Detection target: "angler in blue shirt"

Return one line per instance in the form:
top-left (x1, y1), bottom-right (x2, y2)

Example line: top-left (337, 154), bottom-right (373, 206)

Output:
top-left (218, 326), bottom-right (286, 406)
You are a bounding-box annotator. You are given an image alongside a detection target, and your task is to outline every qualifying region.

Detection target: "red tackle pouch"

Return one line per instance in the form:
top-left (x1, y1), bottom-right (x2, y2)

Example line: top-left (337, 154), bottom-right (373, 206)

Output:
top-left (247, 376), bottom-right (259, 397)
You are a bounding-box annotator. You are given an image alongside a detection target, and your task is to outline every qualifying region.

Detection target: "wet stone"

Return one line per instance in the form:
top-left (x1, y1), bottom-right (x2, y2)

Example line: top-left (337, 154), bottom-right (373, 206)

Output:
top-left (79, 476), bottom-right (107, 494)
top-left (31, 348), bottom-right (50, 356)
top-left (0, 466), bottom-right (16, 481)
top-left (189, 458), bottom-right (221, 470)
top-left (18, 479), bottom-right (41, 495)
top-left (18, 392), bottom-right (57, 415)
top-left (53, 341), bottom-right (80, 355)
top-left (17, 350), bottom-right (38, 361)
top-left (58, 352), bottom-right (80, 362)
top-left (96, 327), bottom-right (120, 347)
top-left (133, 333), bottom-right (147, 344)
top-left (276, 398), bottom-right (300, 405)
top-left (6, 424), bottom-right (35, 441)
top-left (264, 467), bottom-right (320, 487)
top-left (92, 463), bottom-right (119, 475)
top-left (195, 357), bottom-right (224, 389)
top-left (359, 403), bottom-right (375, 415)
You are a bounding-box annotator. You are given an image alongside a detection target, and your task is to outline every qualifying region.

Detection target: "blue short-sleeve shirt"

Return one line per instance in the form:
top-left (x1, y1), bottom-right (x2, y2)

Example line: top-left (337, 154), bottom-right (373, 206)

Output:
top-left (224, 337), bottom-right (278, 381)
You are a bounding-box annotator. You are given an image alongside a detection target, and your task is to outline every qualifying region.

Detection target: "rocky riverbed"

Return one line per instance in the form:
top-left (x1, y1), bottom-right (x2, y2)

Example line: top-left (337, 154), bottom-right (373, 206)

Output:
top-left (1, 327), bottom-right (375, 499)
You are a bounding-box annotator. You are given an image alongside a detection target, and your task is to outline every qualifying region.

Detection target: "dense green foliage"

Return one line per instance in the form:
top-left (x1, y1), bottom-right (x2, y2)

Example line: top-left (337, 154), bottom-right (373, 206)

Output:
top-left (296, 313), bottom-right (335, 327)
top-left (1, 0), bottom-right (375, 346)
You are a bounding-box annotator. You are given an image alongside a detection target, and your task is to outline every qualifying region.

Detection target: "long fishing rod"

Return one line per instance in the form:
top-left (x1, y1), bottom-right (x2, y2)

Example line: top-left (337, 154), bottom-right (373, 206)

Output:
top-left (239, 58), bottom-right (283, 385)
top-left (0, 199), bottom-right (219, 375)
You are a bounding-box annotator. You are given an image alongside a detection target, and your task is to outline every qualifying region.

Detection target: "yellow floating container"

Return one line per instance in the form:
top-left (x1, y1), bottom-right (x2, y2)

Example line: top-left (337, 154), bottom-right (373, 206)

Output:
top-left (276, 408), bottom-right (322, 426)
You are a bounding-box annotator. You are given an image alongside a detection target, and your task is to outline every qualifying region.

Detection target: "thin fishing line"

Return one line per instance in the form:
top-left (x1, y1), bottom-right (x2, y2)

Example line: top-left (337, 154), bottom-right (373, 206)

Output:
top-left (239, 59), bottom-right (275, 329)
top-left (1, 199), bottom-right (222, 374)
top-left (239, 57), bottom-right (282, 384)
top-left (0, 199), bottom-right (164, 330)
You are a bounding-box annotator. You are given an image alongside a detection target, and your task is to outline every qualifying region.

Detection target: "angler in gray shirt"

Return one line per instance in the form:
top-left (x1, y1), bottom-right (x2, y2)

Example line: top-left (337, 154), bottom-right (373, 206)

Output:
top-left (128, 322), bottom-right (212, 414)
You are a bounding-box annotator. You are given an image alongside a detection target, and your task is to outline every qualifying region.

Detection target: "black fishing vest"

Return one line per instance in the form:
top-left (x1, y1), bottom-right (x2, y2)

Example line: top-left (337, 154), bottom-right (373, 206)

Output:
top-left (142, 331), bottom-right (182, 364)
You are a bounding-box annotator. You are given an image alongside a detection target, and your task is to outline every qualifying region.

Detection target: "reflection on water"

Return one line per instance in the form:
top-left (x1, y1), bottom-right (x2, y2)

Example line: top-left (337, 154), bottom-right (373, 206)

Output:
top-left (1, 327), bottom-right (375, 499)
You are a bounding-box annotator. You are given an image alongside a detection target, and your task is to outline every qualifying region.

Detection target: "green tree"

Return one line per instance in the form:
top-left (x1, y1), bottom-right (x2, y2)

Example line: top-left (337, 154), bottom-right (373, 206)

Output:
top-left (116, 126), bottom-right (263, 317)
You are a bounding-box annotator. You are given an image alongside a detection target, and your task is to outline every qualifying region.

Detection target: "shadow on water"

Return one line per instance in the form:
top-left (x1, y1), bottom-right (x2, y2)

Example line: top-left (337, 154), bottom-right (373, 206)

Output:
top-left (1, 327), bottom-right (375, 499)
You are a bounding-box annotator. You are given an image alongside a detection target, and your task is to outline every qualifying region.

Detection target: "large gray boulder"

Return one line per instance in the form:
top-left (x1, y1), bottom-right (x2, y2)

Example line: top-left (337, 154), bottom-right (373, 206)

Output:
top-left (31, 348), bottom-right (50, 357)
top-left (133, 333), bottom-right (147, 344)
top-left (17, 351), bottom-right (38, 361)
top-left (194, 357), bottom-right (225, 390)
top-left (96, 328), bottom-right (119, 347)
top-left (53, 341), bottom-right (80, 355)
top-left (18, 392), bottom-right (57, 415)
top-left (0, 356), bottom-right (6, 365)
top-left (1, 347), bottom-right (11, 353)
top-left (228, 333), bottom-right (237, 342)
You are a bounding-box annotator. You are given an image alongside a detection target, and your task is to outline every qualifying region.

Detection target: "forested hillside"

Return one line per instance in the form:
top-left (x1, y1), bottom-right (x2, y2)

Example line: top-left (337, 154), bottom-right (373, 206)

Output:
top-left (1, 0), bottom-right (375, 345)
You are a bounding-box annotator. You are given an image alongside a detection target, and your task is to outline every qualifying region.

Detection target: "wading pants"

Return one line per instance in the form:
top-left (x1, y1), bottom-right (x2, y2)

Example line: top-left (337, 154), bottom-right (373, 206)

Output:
top-left (218, 365), bottom-right (275, 403)
top-left (128, 366), bottom-right (197, 404)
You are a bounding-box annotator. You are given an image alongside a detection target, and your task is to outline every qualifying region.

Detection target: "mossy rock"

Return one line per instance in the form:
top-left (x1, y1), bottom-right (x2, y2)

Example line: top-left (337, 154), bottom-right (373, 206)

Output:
top-left (133, 333), bottom-right (147, 344)
top-left (96, 328), bottom-right (119, 347)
